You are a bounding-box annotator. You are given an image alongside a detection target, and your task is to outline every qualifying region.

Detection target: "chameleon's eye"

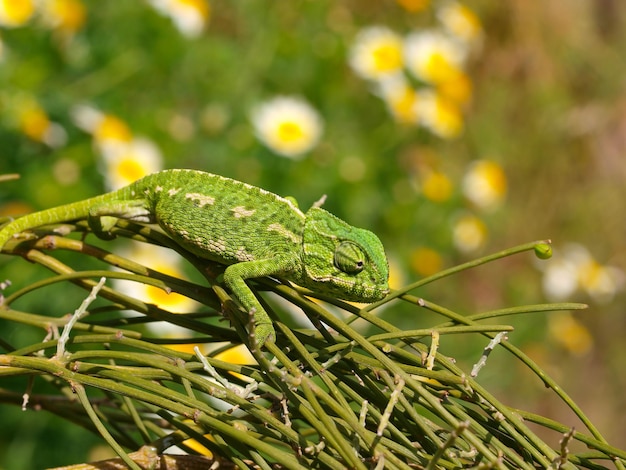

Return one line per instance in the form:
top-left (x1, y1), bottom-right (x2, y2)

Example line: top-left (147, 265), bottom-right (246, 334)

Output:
top-left (334, 241), bottom-right (366, 274)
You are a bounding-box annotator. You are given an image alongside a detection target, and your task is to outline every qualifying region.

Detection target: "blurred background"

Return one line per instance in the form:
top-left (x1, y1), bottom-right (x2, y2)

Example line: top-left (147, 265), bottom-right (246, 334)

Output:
top-left (0, 0), bottom-right (625, 467)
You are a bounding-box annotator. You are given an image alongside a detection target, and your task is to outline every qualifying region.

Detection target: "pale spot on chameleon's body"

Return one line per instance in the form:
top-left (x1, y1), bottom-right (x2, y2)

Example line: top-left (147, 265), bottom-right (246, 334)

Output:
top-left (155, 185), bottom-right (163, 192)
top-left (268, 223), bottom-right (300, 243)
top-left (168, 188), bottom-right (181, 196)
top-left (236, 246), bottom-right (255, 261)
top-left (231, 206), bottom-right (256, 218)
top-left (206, 238), bottom-right (227, 253)
top-left (185, 193), bottom-right (216, 207)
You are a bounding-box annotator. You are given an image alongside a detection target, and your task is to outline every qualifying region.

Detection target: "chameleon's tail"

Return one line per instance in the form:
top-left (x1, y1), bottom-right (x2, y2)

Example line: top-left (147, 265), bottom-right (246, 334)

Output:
top-left (0, 194), bottom-right (113, 250)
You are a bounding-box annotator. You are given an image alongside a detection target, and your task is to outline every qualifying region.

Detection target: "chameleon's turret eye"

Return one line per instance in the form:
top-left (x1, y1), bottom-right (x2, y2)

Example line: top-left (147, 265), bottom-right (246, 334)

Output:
top-left (334, 241), bottom-right (366, 274)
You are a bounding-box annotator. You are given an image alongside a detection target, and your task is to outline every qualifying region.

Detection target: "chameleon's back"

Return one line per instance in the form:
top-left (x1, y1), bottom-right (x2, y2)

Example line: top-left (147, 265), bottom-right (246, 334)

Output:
top-left (134, 169), bottom-right (307, 266)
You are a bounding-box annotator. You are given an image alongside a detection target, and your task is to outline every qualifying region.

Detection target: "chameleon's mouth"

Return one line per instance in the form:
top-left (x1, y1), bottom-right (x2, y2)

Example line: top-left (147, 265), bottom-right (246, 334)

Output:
top-left (340, 282), bottom-right (389, 303)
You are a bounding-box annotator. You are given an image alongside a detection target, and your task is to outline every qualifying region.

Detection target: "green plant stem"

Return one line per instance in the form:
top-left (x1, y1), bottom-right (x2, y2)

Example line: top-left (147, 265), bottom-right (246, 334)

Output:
top-left (73, 383), bottom-right (143, 470)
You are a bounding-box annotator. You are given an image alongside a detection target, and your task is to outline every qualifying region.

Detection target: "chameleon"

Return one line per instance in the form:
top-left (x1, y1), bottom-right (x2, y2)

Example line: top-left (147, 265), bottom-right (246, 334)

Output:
top-left (0, 169), bottom-right (389, 345)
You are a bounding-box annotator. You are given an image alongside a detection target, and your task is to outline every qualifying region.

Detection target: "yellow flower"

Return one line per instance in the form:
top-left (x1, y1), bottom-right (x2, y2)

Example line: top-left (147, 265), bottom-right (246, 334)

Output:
top-left (73, 106), bottom-right (160, 188)
top-left (404, 30), bottom-right (467, 85)
top-left (548, 312), bottom-right (593, 357)
top-left (113, 244), bottom-right (200, 338)
top-left (539, 243), bottom-right (623, 303)
top-left (540, 245), bottom-right (585, 301)
top-left (19, 107), bottom-right (50, 141)
top-left (18, 102), bottom-right (67, 148)
top-left (420, 169), bottom-right (453, 202)
top-left (436, 69), bottom-right (472, 106)
top-left (72, 105), bottom-right (133, 148)
top-left (214, 343), bottom-right (256, 366)
top-left (0, 0), bottom-right (35, 27)
top-left (39, 0), bottom-right (87, 35)
top-left (72, 106), bottom-right (153, 177)
top-left (251, 96), bottom-right (323, 159)
top-left (437, 1), bottom-right (483, 45)
top-left (349, 26), bottom-right (404, 81)
top-left (452, 213), bottom-right (487, 254)
top-left (387, 256), bottom-right (405, 291)
top-left (410, 247), bottom-right (443, 277)
top-left (95, 115), bottom-right (133, 146)
top-left (462, 160), bottom-right (507, 211)
top-left (578, 258), bottom-right (624, 304)
top-left (101, 138), bottom-right (163, 190)
top-left (148, 0), bottom-right (210, 38)
top-left (414, 90), bottom-right (463, 138)
top-left (377, 75), bottom-right (419, 124)
top-left (578, 255), bottom-right (624, 303)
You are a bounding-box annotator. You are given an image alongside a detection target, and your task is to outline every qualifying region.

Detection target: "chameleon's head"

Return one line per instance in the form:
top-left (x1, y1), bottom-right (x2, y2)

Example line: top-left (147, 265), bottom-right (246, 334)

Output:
top-left (301, 207), bottom-right (389, 303)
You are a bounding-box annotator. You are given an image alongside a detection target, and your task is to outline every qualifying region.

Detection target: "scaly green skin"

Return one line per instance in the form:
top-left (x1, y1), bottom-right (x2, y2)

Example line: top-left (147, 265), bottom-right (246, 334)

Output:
top-left (0, 169), bottom-right (389, 345)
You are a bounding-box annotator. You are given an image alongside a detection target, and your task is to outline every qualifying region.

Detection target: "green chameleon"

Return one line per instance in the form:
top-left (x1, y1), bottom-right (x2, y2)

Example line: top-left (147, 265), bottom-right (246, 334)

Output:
top-left (0, 169), bottom-right (389, 345)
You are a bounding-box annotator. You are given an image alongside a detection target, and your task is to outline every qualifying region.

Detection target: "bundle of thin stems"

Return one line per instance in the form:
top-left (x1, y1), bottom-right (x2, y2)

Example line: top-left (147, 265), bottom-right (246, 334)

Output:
top-left (0, 217), bottom-right (624, 469)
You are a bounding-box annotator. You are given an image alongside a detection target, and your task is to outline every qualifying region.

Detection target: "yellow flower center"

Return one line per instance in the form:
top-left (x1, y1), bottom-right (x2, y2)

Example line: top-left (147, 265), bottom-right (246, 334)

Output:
top-left (476, 161), bottom-right (507, 199)
top-left (410, 247), bottom-right (443, 277)
top-left (437, 71), bottom-right (472, 106)
top-left (48, 0), bottom-right (87, 32)
top-left (94, 115), bottom-right (133, 143)
top-left (0, 0), bottom-right (35, 26)
top-left (425, 52), bottom-right (460, 84)
top-left (277, 121), bottom-right (305, 143)
top-left (372, 42), bottom-right (403, 73)
top-left (116, 157), bottom-right (148, 183)
top-left (432, 97), bottom-right (463, 138)
top-left (443, 4), bottom-right (482, 41)
top-left (421, 170), bottom-right (453, 202)
top-left (178, 0), bottom-right (210, 19)
top-left (388, 86), bottom-right (417, 124)
top-left (20, 108), bottom-right (50, 141)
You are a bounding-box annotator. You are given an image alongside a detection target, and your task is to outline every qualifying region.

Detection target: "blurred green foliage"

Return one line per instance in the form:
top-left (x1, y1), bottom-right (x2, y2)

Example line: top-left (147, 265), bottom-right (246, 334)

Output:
top-left (1, 1), bottom-right (626, 468)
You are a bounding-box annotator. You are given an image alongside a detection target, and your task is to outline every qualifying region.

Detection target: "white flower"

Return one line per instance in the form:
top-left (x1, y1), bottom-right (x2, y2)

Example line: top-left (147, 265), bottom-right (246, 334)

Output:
top-left (16, 99), bottom-right (67, 148)
top-left (437, 1), bottom-right (483, 46)
top-left (21, 111), bottom-right (67, 148)
top-left (349, 26), bottom-right (404, 81)
top-left (113, 243), bottom-right (200, 337)
top-left (100, 138), bottom-right (163, 190)
top-left (251, 96), bottom-right (323, 159)
top-left (376, 74), bottom-right (419, 124)
top-left (147, 0), bottom-right (209, 38)
top-left (462, 160), bottom-right (507, 211)
top-left (404, 29), bottom-right (467, 85)
top-left (452, 213), bottom-right (487, 254)
top-left (541, 256), bottom-right (580, 301)
top-left (38, 0), bottom-right (87, 35)
top-left (414, 90), bottom-right (463, 138)
top-left (580, 263), bottom-right (624, 304)
top-left (71, 104), bottom-right (162, 189)
top-left (71, 104), bottom-right (133, 152)
top-left (540, 243), bottom-right (625, 303)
